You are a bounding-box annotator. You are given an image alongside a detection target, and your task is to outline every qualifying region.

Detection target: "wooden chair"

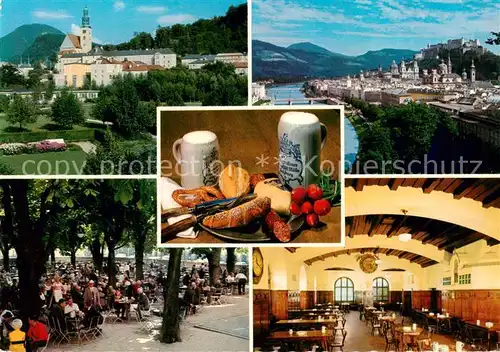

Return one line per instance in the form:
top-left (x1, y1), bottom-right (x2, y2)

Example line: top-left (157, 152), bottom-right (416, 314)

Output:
top-left (329, 330), bottom-right (347, 351)
top-left (365, 310), bottom-right (373, 326)
top-left (464, 324), bottom-right (486, 348)
top-left (372, 317), bottom-right (383, 336)
top-left (417, 327), bottom-right (433, 351)
top-left (383, 324), bottom-right (399, 352)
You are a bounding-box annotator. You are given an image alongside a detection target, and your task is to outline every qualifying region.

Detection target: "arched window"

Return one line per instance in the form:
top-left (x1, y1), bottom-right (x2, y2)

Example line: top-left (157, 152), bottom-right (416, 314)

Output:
top-left (334, 277), bottom-right (354, 303)
top-left (373, 277), bottom-right (389, 302)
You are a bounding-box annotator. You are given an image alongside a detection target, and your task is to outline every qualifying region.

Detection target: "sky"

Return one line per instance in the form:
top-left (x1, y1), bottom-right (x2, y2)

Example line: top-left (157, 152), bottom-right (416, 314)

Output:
top-left (253, 0), bottom-right (500, 56)
top-left (0, 0), bottom-right (243, 44)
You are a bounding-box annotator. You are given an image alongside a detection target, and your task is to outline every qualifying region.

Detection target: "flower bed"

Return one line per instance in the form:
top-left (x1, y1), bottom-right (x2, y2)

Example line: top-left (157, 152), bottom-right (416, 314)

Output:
top-left (0, 140), bottom-right (67, 156)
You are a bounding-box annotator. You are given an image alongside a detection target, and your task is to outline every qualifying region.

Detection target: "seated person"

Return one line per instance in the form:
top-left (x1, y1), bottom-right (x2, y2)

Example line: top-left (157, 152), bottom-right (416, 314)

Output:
top-left (50, 299), bottom-right (67, 330)
top-left (136, 288), bottom-right (150, 312)
top-left (9, 319), bottom-right (26, 352)
top-left (27, 317), bottom-right (48, 352)
top-left (64, 297), bottom-right (81, 318)
top-left (81, 305), bottom-right (103, 330)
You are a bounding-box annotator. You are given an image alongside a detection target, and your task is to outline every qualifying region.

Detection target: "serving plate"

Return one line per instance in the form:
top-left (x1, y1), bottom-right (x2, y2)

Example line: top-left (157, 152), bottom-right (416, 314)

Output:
top-left (198, 215), bottom-right (305, 243)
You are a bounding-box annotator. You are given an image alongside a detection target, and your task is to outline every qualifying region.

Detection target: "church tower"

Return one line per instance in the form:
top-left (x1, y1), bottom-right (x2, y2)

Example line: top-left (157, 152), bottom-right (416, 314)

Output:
top-left (447, 55), bottom-right (452, 74)
top-left (462, 68), bottom-right (467, 81)
top-left (80, 6), bottom-right (92, 53)
top-left (470, 60), bottom-right (476, 83)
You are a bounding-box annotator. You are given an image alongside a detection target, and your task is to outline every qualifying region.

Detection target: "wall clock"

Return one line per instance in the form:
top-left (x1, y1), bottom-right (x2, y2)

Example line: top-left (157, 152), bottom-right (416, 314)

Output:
top-left (253, 248), bottom-right (264, 284)
top-left (359, 254), bottom-right (378, 274)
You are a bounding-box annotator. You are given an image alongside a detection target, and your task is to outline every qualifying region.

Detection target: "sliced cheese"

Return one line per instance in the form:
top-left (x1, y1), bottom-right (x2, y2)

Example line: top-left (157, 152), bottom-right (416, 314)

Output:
top-left (218, 164), bottom-right (251, 198)
top-left (254, 178), bottom-right (291, 216)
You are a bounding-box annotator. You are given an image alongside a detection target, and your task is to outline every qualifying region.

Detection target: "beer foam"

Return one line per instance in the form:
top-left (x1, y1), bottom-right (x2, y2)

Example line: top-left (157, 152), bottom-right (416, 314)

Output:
top-left (183, 130), bottom-right (217, 144)
top-left (280, 111), bottom-right (319, 125)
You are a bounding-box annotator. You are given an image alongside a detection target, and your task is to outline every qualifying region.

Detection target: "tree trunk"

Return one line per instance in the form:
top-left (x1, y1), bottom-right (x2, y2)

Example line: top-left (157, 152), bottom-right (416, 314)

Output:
top-left (9, 180), bottom-right (47, 320)
top-left (208, 248), bottom-right (222, 286)
top-left (226, 248), bottom-right (236, 274)
top-left (106, 240), bottom-right (117, 287)
top-left (89, 237), bottom-right (103, 272)
top-left (70, 249), bottom-right (76, 267)
top-left (160, 248), bottom-right (183, 344)
top-left (50, 249), bottom-right (55, 265)
top-left (1, 247), bottom-right (9, 272)
top-left (135, 232), bottom-right (145, 280)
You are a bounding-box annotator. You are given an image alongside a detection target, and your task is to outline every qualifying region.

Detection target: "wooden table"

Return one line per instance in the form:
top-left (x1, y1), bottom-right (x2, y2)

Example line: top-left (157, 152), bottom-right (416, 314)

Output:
top-left (268, 329), bottom-right (333, 350)
top-left (380, 315), bottom-right (397, 329)
top-left (276, 318), bottom-right (338, 326)
top-left (160, 109), bottom-right (341, 244)
top-left (465, 320), bottom-right (500, 350)
top-left (395, 326), bottom-right (423, 352)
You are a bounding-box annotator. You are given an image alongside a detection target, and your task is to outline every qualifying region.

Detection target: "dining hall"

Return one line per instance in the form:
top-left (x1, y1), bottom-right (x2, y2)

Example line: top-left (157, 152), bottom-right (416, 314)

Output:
top-left (253, 178), bottom-right (500, 351)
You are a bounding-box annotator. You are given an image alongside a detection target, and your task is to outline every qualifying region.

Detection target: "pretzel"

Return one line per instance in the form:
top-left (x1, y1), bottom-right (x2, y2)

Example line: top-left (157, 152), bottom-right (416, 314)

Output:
top-left (172, 187), bottom-right (225, 208)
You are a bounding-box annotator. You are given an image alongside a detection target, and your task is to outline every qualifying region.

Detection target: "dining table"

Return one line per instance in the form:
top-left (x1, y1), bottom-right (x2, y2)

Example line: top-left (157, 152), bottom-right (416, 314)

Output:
top-left (267, 329), bottom-right (333, 350)
top-left (276, 318), bottom-right (338, 326)
top-left (394, 326), bottom-right (423, 352)
top-left (465, 320), bottom-right (500, 350)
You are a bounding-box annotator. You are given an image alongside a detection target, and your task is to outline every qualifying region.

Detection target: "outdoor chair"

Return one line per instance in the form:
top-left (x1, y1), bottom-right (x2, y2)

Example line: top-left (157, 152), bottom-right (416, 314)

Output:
top-left (54, 318), bottom-right (71, 346)
top-left (135, 309), bottom-right (155, 333)
top-left (39, 333), bottom-right (51, 352)
top-left (104, 308), bottom-right (123, 324)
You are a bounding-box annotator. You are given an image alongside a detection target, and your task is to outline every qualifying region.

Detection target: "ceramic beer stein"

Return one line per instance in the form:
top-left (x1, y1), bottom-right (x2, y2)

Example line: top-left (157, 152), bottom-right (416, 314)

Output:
top-left (172, 131), bottom-right (220, 188)
top-left (278, 111), bottom-right (327, 189)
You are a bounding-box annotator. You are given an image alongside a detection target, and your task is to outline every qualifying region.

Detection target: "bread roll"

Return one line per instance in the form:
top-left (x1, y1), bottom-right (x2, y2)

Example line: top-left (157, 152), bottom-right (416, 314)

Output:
top-left (254, 178), bottom-right (291, 216)
top-left (218, 164), bottom-right (251, 198)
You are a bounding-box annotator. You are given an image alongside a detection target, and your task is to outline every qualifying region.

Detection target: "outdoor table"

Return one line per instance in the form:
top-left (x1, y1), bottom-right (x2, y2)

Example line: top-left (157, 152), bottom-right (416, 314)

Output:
top-left (465, 320), bottom-right (500, 350)
top-left (117, 299), bottom-right (133, 321)
top-left (395, 326), bottom-right (423, 352)
top-left (268, 329), bottom-right (333, 350)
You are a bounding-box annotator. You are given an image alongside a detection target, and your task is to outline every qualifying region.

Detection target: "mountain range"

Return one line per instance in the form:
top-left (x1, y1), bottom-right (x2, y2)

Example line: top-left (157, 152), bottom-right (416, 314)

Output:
top-left (253, 40), bottom-right (418, 79)
top-left (0, 24), bottom-right (65, 63)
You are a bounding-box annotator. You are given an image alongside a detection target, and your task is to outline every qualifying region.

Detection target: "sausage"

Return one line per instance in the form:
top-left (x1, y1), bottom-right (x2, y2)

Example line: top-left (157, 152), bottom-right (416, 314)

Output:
top-left (250, 173), bottom-right (266, 190)
top-left (273, 221), bottom-right (291, 243)
top-left (202, 197), bottom-right (271, 229)
top-left (265, 210), bottom-right (282, 232)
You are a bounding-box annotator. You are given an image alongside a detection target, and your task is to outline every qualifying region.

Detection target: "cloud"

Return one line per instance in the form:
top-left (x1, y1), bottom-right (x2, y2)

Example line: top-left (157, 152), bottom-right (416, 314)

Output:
top-left (354, 0), bottom-right (372, 4)
top-left (157, 14), bottom-right (196, 25)
top-left (114, 1), bottom-right (125, 11)
top-left (32, 10), bottom-right (72, 19)
top-left (136, 6), bottom-right (166, 14)
top-left (71, 24), bottom-right (81, 35)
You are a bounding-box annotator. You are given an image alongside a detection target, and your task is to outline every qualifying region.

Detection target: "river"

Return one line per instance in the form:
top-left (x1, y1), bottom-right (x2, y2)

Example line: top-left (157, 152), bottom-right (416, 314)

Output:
top-left (266, 83), bottom-right (359, 165)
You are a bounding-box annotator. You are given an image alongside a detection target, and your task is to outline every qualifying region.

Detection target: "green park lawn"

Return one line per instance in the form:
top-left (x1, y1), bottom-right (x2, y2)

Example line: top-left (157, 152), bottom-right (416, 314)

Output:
top-left (2, 150), bottom-right (88, 175)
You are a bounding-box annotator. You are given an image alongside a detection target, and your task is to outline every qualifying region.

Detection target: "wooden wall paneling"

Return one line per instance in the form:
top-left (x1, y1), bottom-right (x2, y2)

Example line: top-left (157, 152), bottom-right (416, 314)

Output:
top-left (271, 290), bottom-right (288, 321)
top-left (439, 290), bottom-right (500, 322)
top-left (253, 289), bottom-right (271, 346)
top-left (390, 291), bottom-right (403, 304)
top-left (300, 291), bottom-right (314, 309)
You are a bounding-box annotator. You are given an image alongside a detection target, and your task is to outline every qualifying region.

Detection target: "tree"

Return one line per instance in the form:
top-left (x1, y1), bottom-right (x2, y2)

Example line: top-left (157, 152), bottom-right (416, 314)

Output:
top-left (190, 248), bottom-right (222, 285)
top-left (160, 248), bottom-right (183, 343)
top-left (0, 95), bottom-right (9, 113)
top-left (226, 248), bottom-right (236, 274)
top-left (486, 32), bottom-right (500, 45)
top-left (0, 180), bottom-right (75, 320)
top-left (51, 89), bottom-right (85, 129)
top-left (0, 65), bottom-right (25, 88)
top-left (44, 78), bottom-right (55, 103)
top-left (6, 95), bottom-right (38, 130)
top-left (125, 180), bottom-right (156, 280)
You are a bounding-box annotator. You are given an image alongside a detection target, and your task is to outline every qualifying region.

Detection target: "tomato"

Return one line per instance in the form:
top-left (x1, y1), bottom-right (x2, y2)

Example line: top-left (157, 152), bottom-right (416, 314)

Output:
top-left (307, 184), bottom-right (323, 200)
top-left (290, 202), bottom-right (302, 216)
top-left (301, 201), bottom-right (314, 214)
top-left (291, 187), bottom-right (307, 204)
top-left (306, 213), bottom-right (319, 227)
top-left (314, 199), bottom-right (332, 216)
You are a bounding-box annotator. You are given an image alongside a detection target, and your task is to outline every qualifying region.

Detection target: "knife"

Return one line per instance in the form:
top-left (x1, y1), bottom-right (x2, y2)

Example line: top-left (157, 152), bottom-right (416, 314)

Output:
top-left (161, 193), bottom-right (257, 242)
top-left (161, 194), bottom-right (257, 219)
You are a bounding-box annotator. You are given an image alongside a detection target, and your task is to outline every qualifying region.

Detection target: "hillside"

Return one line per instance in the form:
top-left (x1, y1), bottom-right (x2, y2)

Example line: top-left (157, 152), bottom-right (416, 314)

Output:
top-left (288, 42), bottom-right (348, 58)
top-left (0, 24), bottom-right (63, 62)
top-left (10, 33), bottom-right (65, 64)
top-left (104, 3), bottom-right (247, 56)
top-left (253, 40), bottom-right (418, 79)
